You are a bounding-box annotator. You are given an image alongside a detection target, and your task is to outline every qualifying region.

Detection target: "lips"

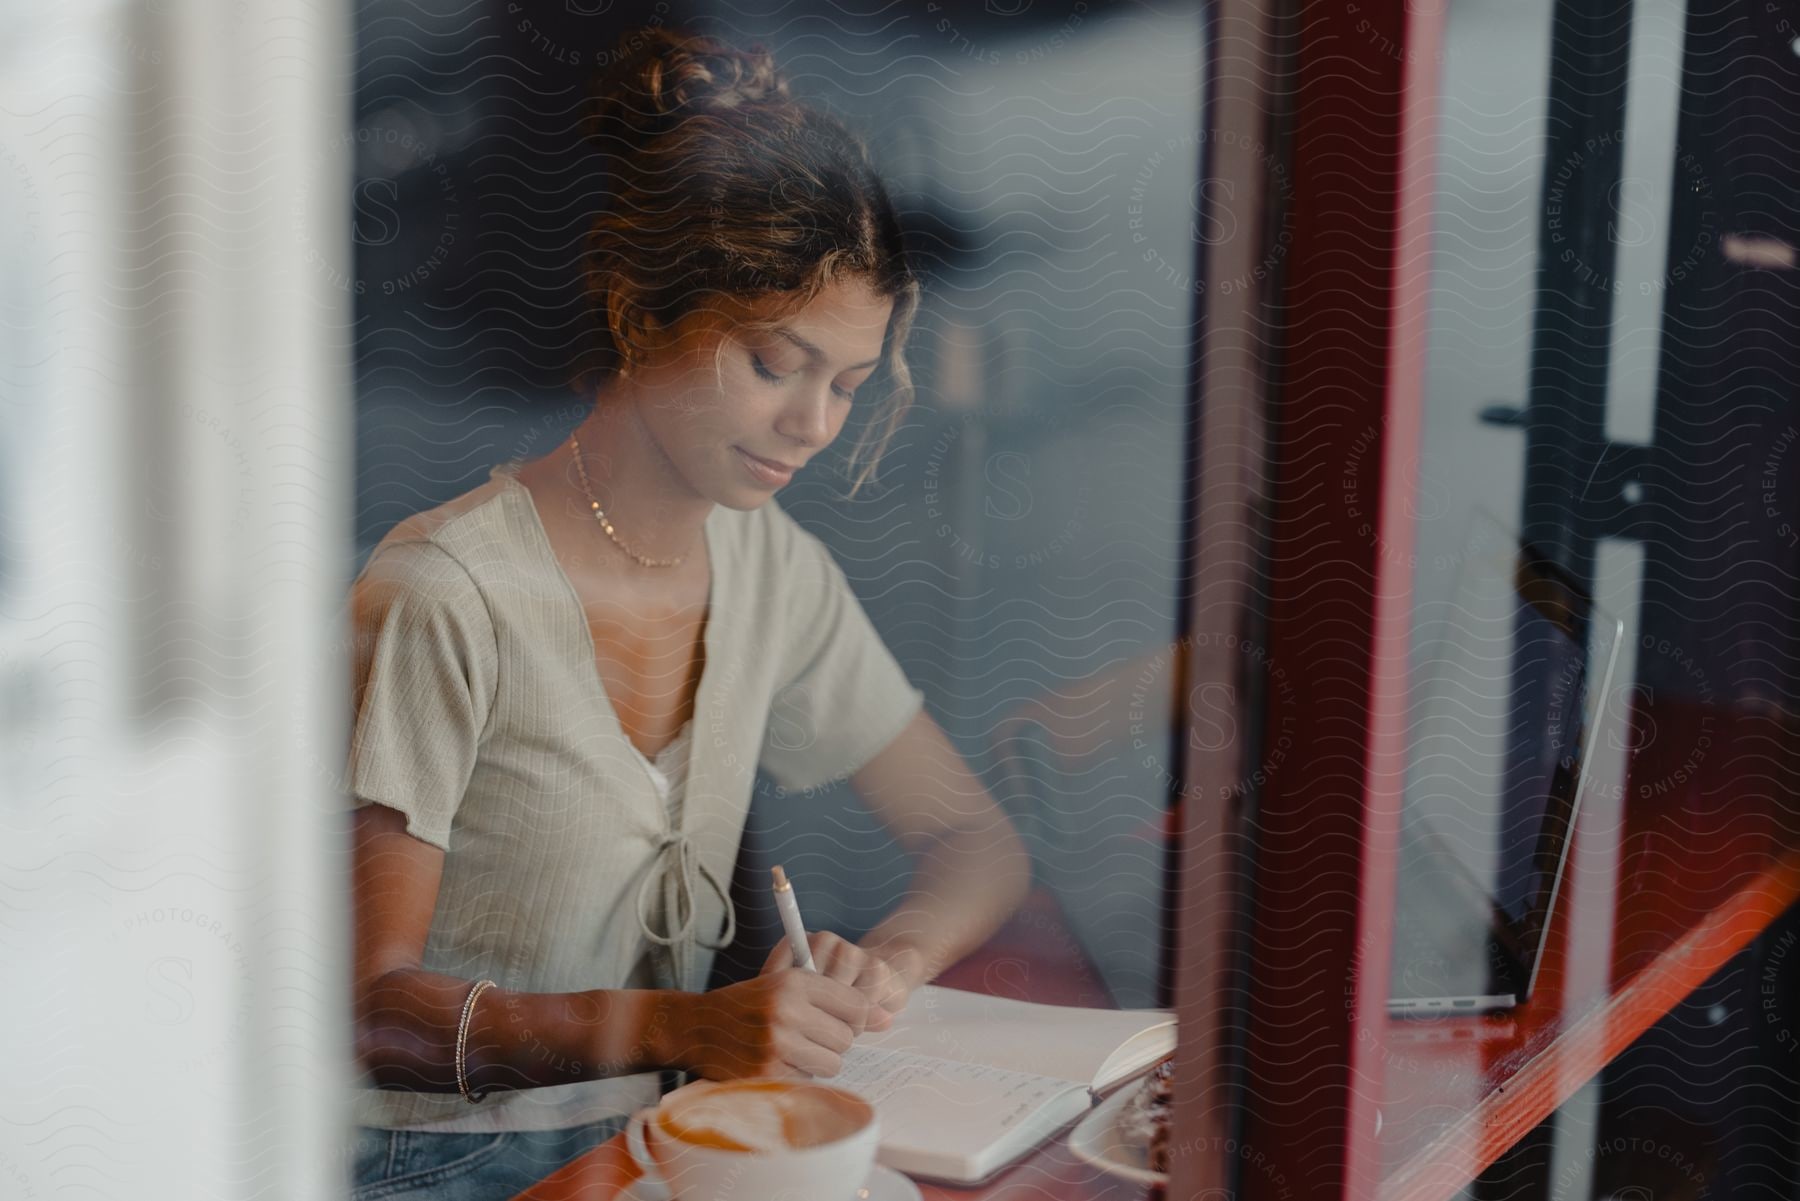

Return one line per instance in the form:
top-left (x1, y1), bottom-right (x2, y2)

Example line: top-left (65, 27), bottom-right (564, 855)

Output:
top-left (735, 446), bottom-right (801, 485)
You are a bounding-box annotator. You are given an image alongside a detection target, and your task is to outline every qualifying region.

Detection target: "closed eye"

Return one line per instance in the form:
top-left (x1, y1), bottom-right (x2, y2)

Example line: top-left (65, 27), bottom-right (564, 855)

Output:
top-left (755, 353), bottom-right (859, 402)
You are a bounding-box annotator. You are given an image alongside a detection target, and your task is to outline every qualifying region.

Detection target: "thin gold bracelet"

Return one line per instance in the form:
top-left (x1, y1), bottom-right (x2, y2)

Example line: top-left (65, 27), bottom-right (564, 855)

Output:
top-left (455, 978), bottom-right (498, 1104)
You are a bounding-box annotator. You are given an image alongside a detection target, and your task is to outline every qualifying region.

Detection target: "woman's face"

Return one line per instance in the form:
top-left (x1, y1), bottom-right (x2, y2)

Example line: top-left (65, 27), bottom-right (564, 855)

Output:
top-left (627, 275), bottom-right (893, 510)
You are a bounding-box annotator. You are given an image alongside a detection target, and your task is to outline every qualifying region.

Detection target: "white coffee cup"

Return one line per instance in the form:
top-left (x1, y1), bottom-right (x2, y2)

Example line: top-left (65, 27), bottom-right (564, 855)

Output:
top-left (624, 1078), bottom-right (879, 1201)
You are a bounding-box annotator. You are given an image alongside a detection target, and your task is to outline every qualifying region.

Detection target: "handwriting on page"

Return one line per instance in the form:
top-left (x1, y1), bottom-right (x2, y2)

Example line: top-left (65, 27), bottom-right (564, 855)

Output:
top-left (833, 1045), bottom-right (1072, 1130)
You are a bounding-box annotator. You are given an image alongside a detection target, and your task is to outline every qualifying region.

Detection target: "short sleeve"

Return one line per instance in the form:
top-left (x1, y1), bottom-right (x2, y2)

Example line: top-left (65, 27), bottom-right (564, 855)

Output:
top-left (758, 514), bottom-right (926, 792)
top-left (345, 540), bottom-right (498, 850)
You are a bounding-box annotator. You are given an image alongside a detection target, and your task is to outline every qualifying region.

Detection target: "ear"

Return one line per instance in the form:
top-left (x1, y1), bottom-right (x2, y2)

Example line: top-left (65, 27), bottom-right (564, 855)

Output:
top-left (611, 286), bottom-right (680, 371)
top-left (604, 285), bottom-right (639, 356)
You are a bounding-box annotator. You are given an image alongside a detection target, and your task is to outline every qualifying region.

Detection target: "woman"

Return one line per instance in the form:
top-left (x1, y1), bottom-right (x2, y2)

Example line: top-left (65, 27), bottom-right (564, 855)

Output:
top-left (345, 25), bottom-right (1031, 1201)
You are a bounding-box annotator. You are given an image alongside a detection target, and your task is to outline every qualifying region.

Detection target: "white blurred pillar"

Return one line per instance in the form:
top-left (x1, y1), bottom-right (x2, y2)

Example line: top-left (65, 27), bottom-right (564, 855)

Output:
top-left (0, 2), bottom-right (353, 1198)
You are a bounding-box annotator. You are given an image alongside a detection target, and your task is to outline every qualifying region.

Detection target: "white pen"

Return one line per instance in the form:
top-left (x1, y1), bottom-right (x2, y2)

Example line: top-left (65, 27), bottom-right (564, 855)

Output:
top-left (770, 864), bottom-right (817, 972)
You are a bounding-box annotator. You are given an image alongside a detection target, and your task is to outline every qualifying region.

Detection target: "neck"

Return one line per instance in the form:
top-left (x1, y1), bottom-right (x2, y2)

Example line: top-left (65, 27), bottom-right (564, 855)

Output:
top-left (553, 391), bottom-right (712, 567)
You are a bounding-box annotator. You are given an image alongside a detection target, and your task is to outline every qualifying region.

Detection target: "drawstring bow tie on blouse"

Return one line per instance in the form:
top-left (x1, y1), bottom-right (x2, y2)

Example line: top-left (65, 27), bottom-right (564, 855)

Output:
top-left (634, 830), bottom-right (737, 956)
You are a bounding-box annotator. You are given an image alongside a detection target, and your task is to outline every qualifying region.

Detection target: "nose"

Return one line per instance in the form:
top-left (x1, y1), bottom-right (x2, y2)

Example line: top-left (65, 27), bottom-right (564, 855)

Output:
top-left (774, 382), bottom-right (840, 449)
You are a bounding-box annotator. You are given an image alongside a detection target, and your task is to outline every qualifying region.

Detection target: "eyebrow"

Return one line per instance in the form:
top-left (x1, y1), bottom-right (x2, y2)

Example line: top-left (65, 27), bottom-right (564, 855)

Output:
top-left (775, 327), bottom-right (881, 372)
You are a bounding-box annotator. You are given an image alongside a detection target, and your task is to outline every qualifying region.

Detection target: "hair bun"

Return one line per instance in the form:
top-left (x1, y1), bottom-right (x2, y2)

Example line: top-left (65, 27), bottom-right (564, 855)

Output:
top-left (599, 28), bottom-right (790, 138)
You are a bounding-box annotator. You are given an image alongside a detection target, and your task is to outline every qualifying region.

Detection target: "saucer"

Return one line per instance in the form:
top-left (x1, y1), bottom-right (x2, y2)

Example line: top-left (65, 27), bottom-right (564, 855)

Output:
top-left (1066, 1080), bottom-right (1168, 1187)
top-left (622, 1163), bottom-right (922, 1201)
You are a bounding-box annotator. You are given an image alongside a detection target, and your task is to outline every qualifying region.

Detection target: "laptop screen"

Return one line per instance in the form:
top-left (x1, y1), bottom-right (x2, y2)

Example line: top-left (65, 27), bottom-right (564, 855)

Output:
top-left (1491, 547), bottom-right (1599, 935)
top-left (1393, 513), bottom-right (1624, 1002)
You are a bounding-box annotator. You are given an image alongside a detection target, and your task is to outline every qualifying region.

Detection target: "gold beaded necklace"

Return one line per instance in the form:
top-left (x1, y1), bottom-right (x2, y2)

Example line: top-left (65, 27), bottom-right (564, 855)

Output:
top-left (568, 433), bottom-right (690, 569)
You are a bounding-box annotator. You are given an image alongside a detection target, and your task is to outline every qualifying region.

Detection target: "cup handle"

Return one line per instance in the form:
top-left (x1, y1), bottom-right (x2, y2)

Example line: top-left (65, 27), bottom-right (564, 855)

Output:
top-left (624, 1108), bottom-right (666, 1187)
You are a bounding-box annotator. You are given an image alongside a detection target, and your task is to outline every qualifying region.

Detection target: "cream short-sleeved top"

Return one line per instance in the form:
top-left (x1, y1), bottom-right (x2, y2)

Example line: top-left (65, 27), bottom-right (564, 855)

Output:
top-left (345, 459), bottom-right (925, 1133)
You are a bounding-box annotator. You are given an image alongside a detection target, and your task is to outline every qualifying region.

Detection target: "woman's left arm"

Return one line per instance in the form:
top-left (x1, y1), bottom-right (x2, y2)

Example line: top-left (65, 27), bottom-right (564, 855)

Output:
top-left (848, 708), bottom-right (1032, 999)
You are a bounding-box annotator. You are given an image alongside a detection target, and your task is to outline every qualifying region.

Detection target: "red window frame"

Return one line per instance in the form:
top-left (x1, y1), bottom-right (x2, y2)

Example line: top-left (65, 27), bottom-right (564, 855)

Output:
top-left (1168, 2), bottom-right (1447, 1198)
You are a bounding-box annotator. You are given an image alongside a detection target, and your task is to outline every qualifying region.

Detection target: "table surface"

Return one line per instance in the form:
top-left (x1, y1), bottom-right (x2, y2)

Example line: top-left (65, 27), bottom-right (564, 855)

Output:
top-left (513, 708), bottom-right (1800, 1201)
top-left (511, 852), bottom-right (1800, 1201)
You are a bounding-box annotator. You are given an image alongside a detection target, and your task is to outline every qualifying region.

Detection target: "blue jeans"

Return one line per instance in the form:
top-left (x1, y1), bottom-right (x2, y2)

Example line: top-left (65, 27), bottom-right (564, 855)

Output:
top-left (349, 1115), bottom-right (631, 1201)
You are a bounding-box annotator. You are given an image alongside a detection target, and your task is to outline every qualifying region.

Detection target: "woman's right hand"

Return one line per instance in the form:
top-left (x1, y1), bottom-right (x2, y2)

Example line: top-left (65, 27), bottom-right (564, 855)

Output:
top-left (675, 969), bottom-right (873, 1081)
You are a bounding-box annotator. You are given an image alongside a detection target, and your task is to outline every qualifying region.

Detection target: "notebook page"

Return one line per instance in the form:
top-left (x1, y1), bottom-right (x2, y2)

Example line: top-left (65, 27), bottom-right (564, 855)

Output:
top-left (830, 1044), bottom-right (1088, 1181)
top-left (859, 985), bottom-right (1176, 1089)
top-left (1097, 1022), bottom-right (1183, 1091)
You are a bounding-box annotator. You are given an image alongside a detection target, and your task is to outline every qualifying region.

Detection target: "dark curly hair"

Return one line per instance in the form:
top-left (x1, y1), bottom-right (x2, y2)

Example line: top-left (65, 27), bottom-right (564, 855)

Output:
top-left (580, 27), bottom-right (921, 494)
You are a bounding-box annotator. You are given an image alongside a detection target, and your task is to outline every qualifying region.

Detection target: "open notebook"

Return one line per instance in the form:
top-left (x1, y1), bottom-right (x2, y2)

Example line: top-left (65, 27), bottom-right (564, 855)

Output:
top-left (826, 984), bottom-right (1176, 1184)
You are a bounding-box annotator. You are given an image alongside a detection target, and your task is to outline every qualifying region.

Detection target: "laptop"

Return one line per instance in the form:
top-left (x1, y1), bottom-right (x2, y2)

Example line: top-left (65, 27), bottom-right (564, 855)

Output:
top-left (1386, 515), bottom-right (1625, 1016)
